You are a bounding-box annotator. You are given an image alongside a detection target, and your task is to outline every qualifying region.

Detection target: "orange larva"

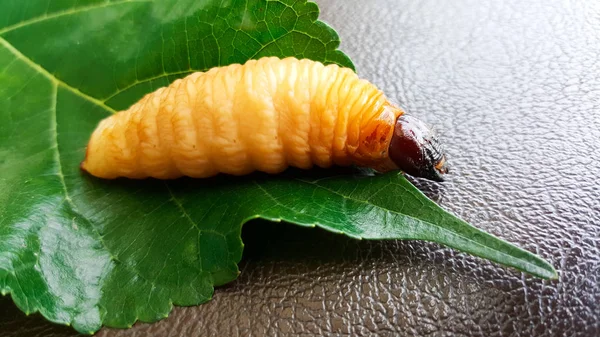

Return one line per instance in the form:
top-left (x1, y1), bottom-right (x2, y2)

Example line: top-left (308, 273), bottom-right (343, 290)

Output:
top-left (81, 57), bottom-right (448, 181)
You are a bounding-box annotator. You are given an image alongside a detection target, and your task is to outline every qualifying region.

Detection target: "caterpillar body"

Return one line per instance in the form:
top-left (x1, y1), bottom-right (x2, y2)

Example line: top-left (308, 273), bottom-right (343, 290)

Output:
top-left (82, 57), bottom-right (448, 182)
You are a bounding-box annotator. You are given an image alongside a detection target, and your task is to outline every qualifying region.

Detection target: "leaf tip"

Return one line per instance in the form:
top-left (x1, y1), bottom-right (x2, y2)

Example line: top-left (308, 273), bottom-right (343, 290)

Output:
top-left (536, 257), bottom-right (559, 280)
top-left (546, 267), bottom-right (559, 281)
top-left (528, 260), bottom-right (558, 280)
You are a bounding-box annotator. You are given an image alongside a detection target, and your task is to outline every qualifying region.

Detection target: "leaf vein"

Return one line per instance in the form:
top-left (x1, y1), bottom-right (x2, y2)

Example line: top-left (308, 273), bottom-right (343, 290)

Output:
top-left (164, 183), bottom-right (225, 239)
top-left (0, 0), bottom-right (153, 35)
top-left (0, 37), bottom-right (116, 114)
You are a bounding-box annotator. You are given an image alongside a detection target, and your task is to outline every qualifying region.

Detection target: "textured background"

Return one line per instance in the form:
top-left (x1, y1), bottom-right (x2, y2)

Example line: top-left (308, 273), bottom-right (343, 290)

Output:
top-left (1, 0), bottom-right (599, 336)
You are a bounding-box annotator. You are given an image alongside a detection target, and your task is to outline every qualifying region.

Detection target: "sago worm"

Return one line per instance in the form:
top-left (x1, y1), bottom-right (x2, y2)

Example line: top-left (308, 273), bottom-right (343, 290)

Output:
top-left (81, 57), bottom-right (448, 181)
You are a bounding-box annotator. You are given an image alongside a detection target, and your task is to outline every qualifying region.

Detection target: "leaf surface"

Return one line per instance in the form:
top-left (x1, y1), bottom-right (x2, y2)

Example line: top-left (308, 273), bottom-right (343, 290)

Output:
top-left (0, 0), bottom-right (556, 333)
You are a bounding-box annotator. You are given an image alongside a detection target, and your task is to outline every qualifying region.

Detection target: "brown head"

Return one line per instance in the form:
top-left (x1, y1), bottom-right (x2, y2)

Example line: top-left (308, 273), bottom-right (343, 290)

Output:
top-left (388, 115), bottom-right (449, 182)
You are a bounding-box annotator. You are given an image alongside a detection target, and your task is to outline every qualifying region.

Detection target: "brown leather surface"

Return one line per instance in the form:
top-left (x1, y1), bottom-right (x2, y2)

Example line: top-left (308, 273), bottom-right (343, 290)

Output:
top-left (2, 0), bottom-right (599, 336)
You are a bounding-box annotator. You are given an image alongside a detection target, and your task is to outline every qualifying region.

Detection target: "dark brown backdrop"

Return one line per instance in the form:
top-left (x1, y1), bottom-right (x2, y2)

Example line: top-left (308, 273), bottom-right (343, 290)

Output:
top-left (1, 0), bottom-right (599, 336)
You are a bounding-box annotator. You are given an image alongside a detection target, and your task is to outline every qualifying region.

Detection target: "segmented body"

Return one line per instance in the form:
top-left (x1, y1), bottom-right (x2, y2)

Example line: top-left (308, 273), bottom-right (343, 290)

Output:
top-left (81, 57), bottom-right (404, 179)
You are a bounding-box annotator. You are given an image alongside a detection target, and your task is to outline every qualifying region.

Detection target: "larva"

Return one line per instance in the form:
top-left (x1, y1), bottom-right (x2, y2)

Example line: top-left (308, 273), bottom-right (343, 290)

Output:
top-left (81, 57), bottom-right (448, 181)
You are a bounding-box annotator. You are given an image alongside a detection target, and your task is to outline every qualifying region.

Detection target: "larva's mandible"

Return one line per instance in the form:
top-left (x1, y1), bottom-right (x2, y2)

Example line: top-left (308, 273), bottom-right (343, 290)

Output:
top-left (81, 57), bottom-right (448, 181)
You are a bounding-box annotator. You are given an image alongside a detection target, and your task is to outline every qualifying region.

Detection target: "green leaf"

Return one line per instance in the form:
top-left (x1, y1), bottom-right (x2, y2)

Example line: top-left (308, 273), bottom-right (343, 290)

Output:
top-left (0, 0), bottom-right (556, 334)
